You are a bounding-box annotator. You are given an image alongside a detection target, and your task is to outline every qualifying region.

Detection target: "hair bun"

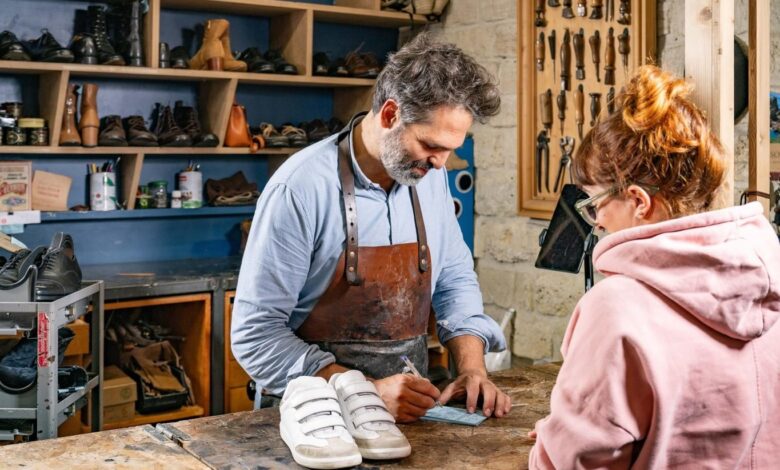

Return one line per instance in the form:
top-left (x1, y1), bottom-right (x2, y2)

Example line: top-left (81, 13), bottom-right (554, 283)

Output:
top-left (621, 65), bottom-right (691, 133)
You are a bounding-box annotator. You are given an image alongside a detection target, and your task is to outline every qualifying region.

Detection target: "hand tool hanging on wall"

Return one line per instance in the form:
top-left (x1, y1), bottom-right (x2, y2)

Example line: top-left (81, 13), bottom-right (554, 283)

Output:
top-left (589, 92), bottom-right (602, 126)
top-left (589, 30), bottom-right (601, 82)
top-left (605, 27), bottom-right (616, 85)
top-left (536, 32), bottom-right (546, 71)
top-left (574, 84), bottom-right (584, 140)
top-left (554, 136), bottom-right (576, 193)
top-left (548, 30), bottom-right (557, 79)
top-left (590, 0), bottom-right (603, 19)
top-left (548, 0), bottom-right (560, 7)
top-left (577, 0), bottom-right (587, 17)
top-left (562, 0), bottom-right (575, 18)
top-left (618, 27), bottom-right (630, 78)
top-left (617, 0), bottom-right (631, 24)
top-left (540, 89), bottom-right (553, 133)
top-left (607, 86), bottom-right (616, 114)
top-left (557, 89), bottom-right (566, 134)
top-left (606, 0), bottom-right (614, 22)
top-left (536, 130), bottom-right (551, 193)
top-left (535, 0), bottom-right (547, 27)
top-left (560, 28), bottom-right (571, 91)
top-left (573, 28), bottom-right (585, 80)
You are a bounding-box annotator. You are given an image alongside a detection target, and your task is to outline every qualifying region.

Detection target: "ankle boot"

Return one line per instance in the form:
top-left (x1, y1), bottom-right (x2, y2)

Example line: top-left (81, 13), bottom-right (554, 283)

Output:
top-left (153, 104), bottom-right (192, 147)
top-left (59, 84), bottom-right (81, 146)
top-left (174, 101), bottom-right (218, 147)
top-left (214, 19), bottom-right (247, 72)
top-left (87, 5), bottom-right (125, 65)
top-left (125, 0), bottom-right (143, 66)
top-left (79, 83), bottom-right (99, 147)
top-left (189, 19), bottom-right (226, 71)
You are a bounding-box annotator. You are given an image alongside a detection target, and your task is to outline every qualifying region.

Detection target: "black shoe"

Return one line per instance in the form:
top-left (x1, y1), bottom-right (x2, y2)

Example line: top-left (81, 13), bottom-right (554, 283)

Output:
top-left (328, 57), bottom-right (349, 77)
top-left (69, 33), bottom-right (98, 65)
top-left (0, 31), bottom-right (31, 61)
top-left (300, 119), bottom-right (330, 142)
top-left (173, 101), bottom-right (218, 147)
top-left (264, 49), bottom-right (297, 75)
top-left (0, 327), bottom-right (74, 394)
top-left (153, 103), bottom-right (192, 147)
top-left (238, 47), bottom-right (274, 73)
top-left (328, 117), bottom-right (345, 134)
top-left (312, 52), bottom-right (330, 76)
top-left (0, 249), bottom-right (31, 284)
top-left (124, 116), bottom-right (158, 146)
top-left (23, 29), bottom-right (74, 63)
top-left (169, 46), bottom-right (189, 69)
top-left (123, 0), bottom-right (143, 66)
top-left (35, 233), bottom-right (83, 302)
top-left (87, 5), bottom-right (125, 65)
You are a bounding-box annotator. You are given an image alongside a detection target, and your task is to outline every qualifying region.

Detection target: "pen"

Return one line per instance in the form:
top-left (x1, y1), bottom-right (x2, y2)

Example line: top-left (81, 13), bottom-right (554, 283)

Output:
top-left (400, 355), bottom-right (441, 407)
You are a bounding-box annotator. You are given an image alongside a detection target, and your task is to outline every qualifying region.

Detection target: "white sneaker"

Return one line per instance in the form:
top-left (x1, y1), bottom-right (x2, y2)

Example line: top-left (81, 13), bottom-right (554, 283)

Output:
top-left (329, 370), bottom-right (412, 460)
top-left (279, 376), bottom-right (362, 469)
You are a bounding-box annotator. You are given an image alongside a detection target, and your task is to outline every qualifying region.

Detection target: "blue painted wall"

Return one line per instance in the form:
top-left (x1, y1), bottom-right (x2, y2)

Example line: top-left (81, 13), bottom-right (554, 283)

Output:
top-left (448, 136), bottom-right (475, 253)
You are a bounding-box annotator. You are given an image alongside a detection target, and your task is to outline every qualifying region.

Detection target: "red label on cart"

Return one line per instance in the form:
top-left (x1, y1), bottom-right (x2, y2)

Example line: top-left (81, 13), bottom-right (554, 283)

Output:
top-left (37, 311), bottom-right (49, 367)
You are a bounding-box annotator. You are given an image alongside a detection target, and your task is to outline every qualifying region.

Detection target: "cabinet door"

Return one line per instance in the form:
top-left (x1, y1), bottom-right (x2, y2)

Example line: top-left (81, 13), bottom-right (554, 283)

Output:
top-left (224, 291), bottom-right (254, 413)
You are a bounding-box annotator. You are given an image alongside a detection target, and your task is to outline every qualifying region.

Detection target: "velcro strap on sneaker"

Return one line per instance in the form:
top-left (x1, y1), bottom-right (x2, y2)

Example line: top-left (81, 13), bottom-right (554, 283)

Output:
top-left (345, 393), bottom-right (388, 412)
top-left (300, 412), bottom-right (348, 435)
top-left (290, 387), bottom-right (338, 408)
top-left (341, 381), bottom-right (380, 401)
top-left (294, 398), bottom-right (343, 422)
top-left (351, 408), bottom-right (396, 428)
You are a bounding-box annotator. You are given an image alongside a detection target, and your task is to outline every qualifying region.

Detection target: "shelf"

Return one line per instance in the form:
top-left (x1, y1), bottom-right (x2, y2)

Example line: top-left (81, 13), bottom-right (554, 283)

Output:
top-left (0, 61), bottom-right (377, 88)
top-left (40, 206), bottom-right (256, 222)
top-left (159, 0), bottom-right (427, 28)
top-left (101, 405), bottom-right (205, 431)
top-left (0, 145), bottom-right (300, 155)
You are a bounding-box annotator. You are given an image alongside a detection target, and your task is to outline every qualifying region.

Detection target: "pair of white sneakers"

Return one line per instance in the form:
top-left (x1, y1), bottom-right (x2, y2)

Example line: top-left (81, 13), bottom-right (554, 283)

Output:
top-left (279, 370), bottom-right (411, 469)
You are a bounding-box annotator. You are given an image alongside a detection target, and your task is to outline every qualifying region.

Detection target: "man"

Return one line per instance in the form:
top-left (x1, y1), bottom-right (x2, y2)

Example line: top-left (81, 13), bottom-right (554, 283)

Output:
top-left (232, 33), bottom-right (511, 422)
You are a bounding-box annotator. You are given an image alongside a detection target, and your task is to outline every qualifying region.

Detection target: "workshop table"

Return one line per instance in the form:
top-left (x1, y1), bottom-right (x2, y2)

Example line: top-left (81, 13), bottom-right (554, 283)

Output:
top-left (0, 364), bottom-right (559, 469)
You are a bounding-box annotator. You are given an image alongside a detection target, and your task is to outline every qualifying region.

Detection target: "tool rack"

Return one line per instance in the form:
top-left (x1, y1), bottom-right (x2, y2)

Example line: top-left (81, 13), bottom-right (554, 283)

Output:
top-left (0, 278), bottom-right (104, 441)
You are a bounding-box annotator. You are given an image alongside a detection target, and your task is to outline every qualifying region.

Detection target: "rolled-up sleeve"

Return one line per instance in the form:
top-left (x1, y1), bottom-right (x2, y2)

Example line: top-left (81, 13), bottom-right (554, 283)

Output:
top-left (231, 184), bottom-right (335, 397)
top-left (431, 172), bottom-right (506, 353)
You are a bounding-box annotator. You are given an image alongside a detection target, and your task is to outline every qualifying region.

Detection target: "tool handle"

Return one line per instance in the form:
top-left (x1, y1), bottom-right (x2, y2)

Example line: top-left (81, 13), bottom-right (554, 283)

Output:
top-left (573, 29), bottom-right (585, 76)
top-left (591, 0), bottom-right (603, 7)
top-left (618, 27), bottom-right (630, 55)
top-left (589, 93), bottom-right (602, 126)
top-left (605, 28), bottom-right (616, 66)
top-left (548, 30), bottom-right (557, 61)
top-left (561, 29), bottom-right (571, 87)
top-left (574, 85), bottom-right (584, 124)
top-left (589, 30), bottom-right (600, 63)
top-left (536, 0), bottom-right (545, 11)
top-left (540, 89), bottom-right (553, 128)
top-left (535, 32), bottom-right (546, 70)
top-left (556, 89), bottom-right (566, 121)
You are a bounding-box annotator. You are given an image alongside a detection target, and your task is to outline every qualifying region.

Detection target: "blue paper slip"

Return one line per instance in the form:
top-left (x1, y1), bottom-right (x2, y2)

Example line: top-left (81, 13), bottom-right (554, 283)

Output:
top-left (420, 405), bottom-right (488, 426)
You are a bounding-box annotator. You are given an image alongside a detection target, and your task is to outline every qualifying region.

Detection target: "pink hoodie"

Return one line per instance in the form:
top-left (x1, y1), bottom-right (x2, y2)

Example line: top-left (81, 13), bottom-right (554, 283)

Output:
top-left (529, 202), bottom-right (780, 469)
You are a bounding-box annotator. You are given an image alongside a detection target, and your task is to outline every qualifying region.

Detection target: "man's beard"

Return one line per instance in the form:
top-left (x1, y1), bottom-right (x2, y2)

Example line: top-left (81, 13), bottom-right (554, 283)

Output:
top-left (379, 125), bottom-right (433, 186)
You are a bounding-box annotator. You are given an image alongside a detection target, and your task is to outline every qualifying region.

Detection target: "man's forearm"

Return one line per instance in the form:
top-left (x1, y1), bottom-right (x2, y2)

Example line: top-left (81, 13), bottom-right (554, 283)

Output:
top-left (446, 335), bottom-right (487, 376)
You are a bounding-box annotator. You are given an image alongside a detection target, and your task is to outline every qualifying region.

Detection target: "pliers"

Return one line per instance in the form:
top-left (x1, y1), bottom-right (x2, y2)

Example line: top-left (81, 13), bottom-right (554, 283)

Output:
top-left (536, 130), bottom-right (550, 193)
top-left (553, 136), bottom-right (575, 193)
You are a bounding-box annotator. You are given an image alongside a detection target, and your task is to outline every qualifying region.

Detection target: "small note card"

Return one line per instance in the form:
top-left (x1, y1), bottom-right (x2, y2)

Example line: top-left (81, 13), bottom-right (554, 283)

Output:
top-left (421, 406), bottom-right (487, 426)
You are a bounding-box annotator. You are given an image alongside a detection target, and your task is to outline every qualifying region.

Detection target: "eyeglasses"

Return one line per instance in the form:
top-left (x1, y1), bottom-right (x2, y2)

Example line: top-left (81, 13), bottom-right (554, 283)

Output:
top-left (574, 184), bottom-right (659, 226)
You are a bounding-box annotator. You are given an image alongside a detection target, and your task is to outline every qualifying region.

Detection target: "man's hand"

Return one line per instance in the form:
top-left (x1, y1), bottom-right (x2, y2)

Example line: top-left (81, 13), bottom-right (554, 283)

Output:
top-left (438, 368), bottom-right (512, 418)
top-left (372, 373), bottom-right (440, 423)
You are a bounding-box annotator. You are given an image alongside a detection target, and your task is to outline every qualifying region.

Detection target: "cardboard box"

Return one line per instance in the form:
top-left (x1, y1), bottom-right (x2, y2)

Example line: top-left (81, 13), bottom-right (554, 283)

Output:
top-left (0, 161), bottom-right (31, 211)
top-left (104, 365), bottom-right (137, 407)
top-left (64, 320), bottom-right (89, 357)
top-left (103, 402), bottom-right (135, 425)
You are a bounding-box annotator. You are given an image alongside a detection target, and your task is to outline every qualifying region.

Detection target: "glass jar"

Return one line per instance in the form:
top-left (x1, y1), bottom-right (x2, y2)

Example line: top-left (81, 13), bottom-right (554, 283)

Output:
top-left (28, 127), bottom-right (48, 146)
top-left (5, 127), bottom-right (26, 146)
top-left (149, 180), bottom-right (168, 208)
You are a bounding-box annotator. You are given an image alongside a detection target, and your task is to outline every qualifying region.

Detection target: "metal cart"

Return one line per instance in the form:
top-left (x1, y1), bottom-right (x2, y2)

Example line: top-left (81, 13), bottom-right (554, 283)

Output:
top-left (0, 279), bottom-right (104, 441)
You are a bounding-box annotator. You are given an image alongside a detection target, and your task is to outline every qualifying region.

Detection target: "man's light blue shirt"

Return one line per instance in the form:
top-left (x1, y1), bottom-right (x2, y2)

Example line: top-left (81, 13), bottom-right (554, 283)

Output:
top-left (232, 131), bottom-right (505, 396)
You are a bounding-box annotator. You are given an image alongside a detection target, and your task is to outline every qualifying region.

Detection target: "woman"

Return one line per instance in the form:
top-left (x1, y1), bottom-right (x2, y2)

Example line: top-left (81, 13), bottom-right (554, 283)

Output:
top-left (529, 65), bottom-right (780, 468)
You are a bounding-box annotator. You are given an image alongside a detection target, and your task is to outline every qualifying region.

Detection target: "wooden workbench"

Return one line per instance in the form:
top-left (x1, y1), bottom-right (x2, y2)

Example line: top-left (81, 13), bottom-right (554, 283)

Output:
top-left (0, 364), bottom-right (559, 469)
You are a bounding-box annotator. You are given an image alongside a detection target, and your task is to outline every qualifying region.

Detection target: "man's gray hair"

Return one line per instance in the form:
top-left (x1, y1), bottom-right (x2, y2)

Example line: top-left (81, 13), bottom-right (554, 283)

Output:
top-left (372, 33), bottom-right (501, 124)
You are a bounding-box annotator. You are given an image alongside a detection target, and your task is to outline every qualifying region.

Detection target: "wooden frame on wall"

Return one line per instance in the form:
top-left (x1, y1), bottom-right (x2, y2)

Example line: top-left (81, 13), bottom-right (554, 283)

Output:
top-left (516, 0), bottom-right (656, 219)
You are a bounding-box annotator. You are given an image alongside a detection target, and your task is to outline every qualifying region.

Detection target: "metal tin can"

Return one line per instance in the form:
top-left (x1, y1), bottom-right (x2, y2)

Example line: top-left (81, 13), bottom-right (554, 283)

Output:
top-left (28, 127), bottom-right (48, 146)
top-left (5, 127), bottom-right (26, 145)
top-left (1, 102), bottom-right (23, 119)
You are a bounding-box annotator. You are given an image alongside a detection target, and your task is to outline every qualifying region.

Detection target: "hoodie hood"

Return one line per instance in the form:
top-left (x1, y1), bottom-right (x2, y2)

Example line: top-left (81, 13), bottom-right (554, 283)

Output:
top-left (593, 202), bottom-right (780, 341)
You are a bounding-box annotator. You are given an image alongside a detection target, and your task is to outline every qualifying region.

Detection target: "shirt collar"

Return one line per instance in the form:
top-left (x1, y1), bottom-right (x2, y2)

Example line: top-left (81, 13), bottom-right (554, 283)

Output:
top-left (347, 114), bottom-right (384, 191)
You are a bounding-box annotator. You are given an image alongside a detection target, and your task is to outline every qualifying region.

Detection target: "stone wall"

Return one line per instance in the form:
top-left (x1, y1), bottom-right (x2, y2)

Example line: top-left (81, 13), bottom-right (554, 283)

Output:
top-left (426, 0), bottom-right (780, 363)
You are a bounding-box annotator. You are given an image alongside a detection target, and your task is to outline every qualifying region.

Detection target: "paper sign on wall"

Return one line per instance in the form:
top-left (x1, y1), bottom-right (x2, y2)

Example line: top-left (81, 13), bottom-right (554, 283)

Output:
top-left (32, 170), bottom-right (72, 211)
top-left (0, 161), bottom-right (31, 211)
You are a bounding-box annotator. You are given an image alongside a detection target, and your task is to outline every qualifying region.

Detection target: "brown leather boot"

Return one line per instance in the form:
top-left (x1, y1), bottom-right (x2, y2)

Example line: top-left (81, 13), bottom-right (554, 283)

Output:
top-left (59, 84), bottom-right (81, 146)
top-left (98, 115), bottom-right (128, 146)
top-left (79, 83), bottom-right (99, 147)
top-left (189, 19), bottom-right (226, 71)
top-left (215, 19), bottom-right (247, 72)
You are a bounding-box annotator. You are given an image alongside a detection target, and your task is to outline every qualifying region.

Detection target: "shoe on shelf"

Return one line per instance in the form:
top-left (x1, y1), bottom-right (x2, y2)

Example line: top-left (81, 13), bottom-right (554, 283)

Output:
top-left (0, 249), bottom-right (32, 285)
top-left (86, 5), bottom-right (126, 65)
top-left (153, 103), bottom-right (192, 147)
top-left (265, 49), bottom-right (297, 75)
top-left (281, 123), bottom-right (308, 147)
top-left (329, 370), bottom-right (411, 460)
top-left (79, 83), bottom-right (100, 148)
top-left (381, 0), bottom-right (411, 10)
top-left (279, 376), bottom-right (362, 469)
top-left (256, 123), bottom-right (289, 148)
top-left (328, 57), bottom-right (349, 77)
top-left (312, 52), bottom-right (331, 76)
top-left (123, 115), bottom-right (158, 146)
top-left (301, 119), bottom-right (330, 142)
top-left (23, 29), bottom-right (75, 63)
top-left (345, 47), bottom-right (379, 78)
top-left (214, 19), bottom-right (247, 72)
top-left (69, 34), bottom-right (98, 65)
top-left (35, 232), bottom-right (83, 302)
top-left (98, 115), bottom-right (129, 146)
top-left (237, 47), bottom-right (274, 73)
top-left (174, 101), bottom-right (218, 147)
top-left (0, 327), bottom-right (75, 394)
top-left (0, 31), bottom-right (31, 61)
top-left (189, 19), bottom-right (226, 71)
top-left (60, 84), bottom-right (82, 146)
top-left (328, 117), bottom-right (345, 135)
top-left (169, 46), bottom-right (190, 69)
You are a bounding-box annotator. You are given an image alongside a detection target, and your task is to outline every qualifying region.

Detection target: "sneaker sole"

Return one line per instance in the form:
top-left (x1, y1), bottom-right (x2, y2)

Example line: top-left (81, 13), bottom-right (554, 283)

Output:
top-left (359, 443), bottom-right (412, 460)
top-left (280, 426), bottom-right (362, 469)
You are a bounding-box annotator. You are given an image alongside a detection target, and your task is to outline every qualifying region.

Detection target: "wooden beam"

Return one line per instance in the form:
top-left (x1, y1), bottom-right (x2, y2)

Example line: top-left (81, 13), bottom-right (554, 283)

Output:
top-left (748, 0), bottom-right (770, 215)
top-left (684, 0), bottom-right (734, 208)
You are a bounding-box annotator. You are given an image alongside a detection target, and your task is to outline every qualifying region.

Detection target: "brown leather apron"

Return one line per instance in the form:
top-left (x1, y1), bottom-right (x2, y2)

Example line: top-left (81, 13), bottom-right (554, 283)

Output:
top-left (296, 113), bottom-right (432, 379)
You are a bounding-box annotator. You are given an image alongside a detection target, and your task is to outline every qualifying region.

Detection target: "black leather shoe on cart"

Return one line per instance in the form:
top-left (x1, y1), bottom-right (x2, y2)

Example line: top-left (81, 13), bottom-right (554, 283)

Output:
top-left (35, 233), bottom-right (83, 302)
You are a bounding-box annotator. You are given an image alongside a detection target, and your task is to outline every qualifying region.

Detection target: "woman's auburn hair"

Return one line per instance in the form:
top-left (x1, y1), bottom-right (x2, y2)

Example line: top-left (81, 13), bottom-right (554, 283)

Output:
top-left (571, 65), bottom-right (726, 217)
